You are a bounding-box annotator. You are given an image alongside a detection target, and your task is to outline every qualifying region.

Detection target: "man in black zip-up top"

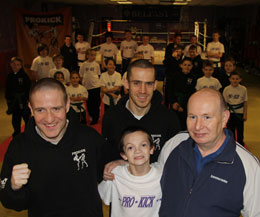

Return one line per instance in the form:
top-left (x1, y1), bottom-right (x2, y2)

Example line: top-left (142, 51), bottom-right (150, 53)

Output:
top-left (102, 59), bottom-right (180, 167)
top-left (0, 78), bottom-right (104, 217)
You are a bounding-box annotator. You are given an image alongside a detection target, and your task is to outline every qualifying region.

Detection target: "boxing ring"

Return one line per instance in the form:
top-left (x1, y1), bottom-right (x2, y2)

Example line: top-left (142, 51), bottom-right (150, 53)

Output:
top-left (87, 19), bottom-right (208, 80)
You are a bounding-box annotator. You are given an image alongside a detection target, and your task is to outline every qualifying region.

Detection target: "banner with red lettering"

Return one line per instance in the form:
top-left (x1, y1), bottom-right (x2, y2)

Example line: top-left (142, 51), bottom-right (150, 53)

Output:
top-left (15, 8), bottom-right (72, 77)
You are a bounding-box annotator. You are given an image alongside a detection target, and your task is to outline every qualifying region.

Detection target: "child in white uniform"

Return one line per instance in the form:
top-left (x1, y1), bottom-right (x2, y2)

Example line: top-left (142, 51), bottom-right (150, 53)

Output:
top-left (31, 43), bottom-right (55, 80)
top-left (79, 49), bottom-right (101, 125)
top-left (223, 71), bottom-right (248, 146)
top-left (120, 30), bottom-right (138, 74)
top-left (100, 59), bottom-right (122, 111)
top-left (66, 71), bottom-right (88, 124)
top-left (98, 126), bottom-right (162, 217)
top-left (206, 31), bottom-right (224, 68)
top-left (100, 32), bottom-right (118, 71)
top-left (49, 54), bottom-right (70, 84)
top-left (195, 60), bottom-right (222, 91)
top-left (137, 35), bottom-right (154, 64)
top-left (75, 33), bottom-right (91, 67)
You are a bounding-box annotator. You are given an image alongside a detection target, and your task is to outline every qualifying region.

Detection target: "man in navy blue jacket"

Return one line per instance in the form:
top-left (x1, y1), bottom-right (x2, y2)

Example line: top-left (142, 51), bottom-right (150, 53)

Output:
top-left (159, 88), bottom-right (260, 217)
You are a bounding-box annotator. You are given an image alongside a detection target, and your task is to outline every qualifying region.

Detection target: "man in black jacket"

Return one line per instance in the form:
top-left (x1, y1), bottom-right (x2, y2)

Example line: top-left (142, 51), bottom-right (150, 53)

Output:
top-left (0, 78), bottom-right (104, 217)
top-left (102, 59), bottom-right (180, 166)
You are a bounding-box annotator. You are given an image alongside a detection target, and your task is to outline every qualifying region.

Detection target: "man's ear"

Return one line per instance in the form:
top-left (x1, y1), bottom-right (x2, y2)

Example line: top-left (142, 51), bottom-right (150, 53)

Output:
top-left (222, 109), bottom-right (230, 128)
top-left (28, 102), bottom-right (34, 116)
top-left (153, 80), bottom-right (158, 91)
top-left (150, 146), bottom-right (155, 155)
top-left (120, 153), bottom-right (128, 161)
top-left (124, 78), bottom-right (129, 90)
top-left (66, 97), bottom-right (70, 113)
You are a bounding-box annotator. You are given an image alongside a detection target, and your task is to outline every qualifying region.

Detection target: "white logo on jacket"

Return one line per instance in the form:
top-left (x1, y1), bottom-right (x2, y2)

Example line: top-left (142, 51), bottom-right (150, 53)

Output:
top-left (0, 178), bottom-right (8, 189)
top-left (151, 134), bottom-right (162, 150)
top-left (72, 149), bottom-right (88, 171)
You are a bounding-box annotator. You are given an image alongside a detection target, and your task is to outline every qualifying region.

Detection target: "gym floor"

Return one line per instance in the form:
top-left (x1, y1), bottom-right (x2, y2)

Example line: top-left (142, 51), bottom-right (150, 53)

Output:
top-left (0, 72), bottom-right (260, 217)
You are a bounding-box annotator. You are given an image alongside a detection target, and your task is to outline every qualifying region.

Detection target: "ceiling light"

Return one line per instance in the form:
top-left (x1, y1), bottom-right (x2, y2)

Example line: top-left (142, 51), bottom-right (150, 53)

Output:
top-left (117, 1), bottom-right (133, 4)
top-left (173, 2), bottom-right (188, 5)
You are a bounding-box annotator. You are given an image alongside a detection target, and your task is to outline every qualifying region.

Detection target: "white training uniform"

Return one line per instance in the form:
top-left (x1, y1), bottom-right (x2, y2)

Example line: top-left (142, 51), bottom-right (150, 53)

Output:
top-left (98, 164), bottom-right (162, 217)
top-left (79, 60), bottom-right (101, 90)
top-left (195, 76), bottom-right (222, 91)
top-left (206, 41), bottom-right (225, 65)
top-left (66, 84), bottom-right (88, 113)
top-left (183, 44), bottom-right (202, 57)
top-left (75, 41), bottom-right (91, 67)
top-left (100, 42), bottom-right (118, 63)
top-left (100, 71), bottom-right (122, 106)
top-left (120, 40), bottom-right (138, 58)
top-left (49, 67), bottom-right (70, 84)
top-left (31, 56), bottom-right (55, 79)
top-left (136, 44), bottom-right (154, 61)
top-left (223, 84), bottom-right (248, 114)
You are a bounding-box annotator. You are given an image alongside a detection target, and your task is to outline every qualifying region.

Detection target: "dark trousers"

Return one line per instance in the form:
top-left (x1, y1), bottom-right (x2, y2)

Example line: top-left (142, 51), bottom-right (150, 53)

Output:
top-left (87, 87), bottom-right (101, 122)
top-left (227, 113), bottom-right (244, 146)
top-left (12, 106), bottom-right (30, 137)
top-left (121, 58), bottom-right (131, 76)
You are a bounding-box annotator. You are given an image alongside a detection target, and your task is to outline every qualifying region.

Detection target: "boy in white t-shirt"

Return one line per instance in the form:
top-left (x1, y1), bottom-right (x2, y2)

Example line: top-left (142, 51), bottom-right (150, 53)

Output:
top-left (98, 126), bottom-right (162, 217)
top-left (120, 30), bottom-right (138, 75)
top-left (49, 54), bottom-right (70, 84)
top-left (137, 35), bottom-right (154, 64)
top-left (31, 43), bottom-right (55, 80)
top-left (100, 32), bottom-right (118, 71)
top-left (223, 71), bottom-right (248, 146)
top-left (195, 60), bottom-right (222, 91)
top-left (75, 33), bottom-right (91, 67)
top-left (66, 71), bottom-right (88, 124)
top-left (100, 59), bottom-right (122, 111)
top-left (79, 49), bottom-right (101, 125)
top-left (206, 31), bottom-right (225, 69)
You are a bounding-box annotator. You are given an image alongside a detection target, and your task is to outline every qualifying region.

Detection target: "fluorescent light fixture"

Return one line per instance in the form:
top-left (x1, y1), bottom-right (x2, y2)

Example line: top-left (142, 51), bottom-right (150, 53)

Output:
top-left (111, 0), bottom-right (127, 1)
top-left (173, 2), bottom-right (188, 4)
top-left (117, 1), bottom-right (133, 4)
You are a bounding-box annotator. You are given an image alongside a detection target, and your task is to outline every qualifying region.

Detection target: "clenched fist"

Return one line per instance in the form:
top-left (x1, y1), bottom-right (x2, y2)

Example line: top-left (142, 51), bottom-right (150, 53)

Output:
top-left (11, 163), bottom-right (31, 191)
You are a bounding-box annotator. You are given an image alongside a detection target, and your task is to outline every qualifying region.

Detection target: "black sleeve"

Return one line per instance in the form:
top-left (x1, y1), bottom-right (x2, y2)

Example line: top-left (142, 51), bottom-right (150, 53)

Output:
top-left (5, 74), bottom-right (12, 101)
top-left (166, 110), bottom-right (181, 139)
top-left (24, 72), bottom-right (32, 101)
top-left (0, 139), bottom-right (29, 211)
top-left (167, 75), bottom-right (178, 104)
top-left (164, 43), bottom-right (173, 60)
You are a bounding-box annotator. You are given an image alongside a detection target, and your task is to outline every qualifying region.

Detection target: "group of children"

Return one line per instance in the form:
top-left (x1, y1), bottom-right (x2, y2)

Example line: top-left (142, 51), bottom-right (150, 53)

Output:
top-left (165, 51), bottom-right (247, 146)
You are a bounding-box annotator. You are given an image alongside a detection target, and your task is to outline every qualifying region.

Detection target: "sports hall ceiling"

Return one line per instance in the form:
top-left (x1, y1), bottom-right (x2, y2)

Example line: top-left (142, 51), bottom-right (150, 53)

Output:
top-left (44, 0), bottom-right (260, 6)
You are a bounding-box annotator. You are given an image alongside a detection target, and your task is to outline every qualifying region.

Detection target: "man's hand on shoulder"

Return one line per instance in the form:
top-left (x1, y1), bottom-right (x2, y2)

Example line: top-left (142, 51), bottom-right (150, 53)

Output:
top-left (11, 163), bottom-right (31, 191)
top-left (103, 160), bottom-right (126, 181)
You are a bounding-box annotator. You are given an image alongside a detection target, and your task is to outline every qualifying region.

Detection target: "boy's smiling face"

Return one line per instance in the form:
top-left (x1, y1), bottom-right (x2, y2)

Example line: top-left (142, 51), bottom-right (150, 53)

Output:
top-left (229, 75), bottom-right (241, 87)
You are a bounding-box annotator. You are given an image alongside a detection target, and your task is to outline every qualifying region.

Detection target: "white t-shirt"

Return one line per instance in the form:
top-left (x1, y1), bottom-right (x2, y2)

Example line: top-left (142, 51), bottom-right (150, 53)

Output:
top-left (137, 44), bottom-right (154, 60)
top-left (49, 67), bottom-right (70, 83)
top-left (100, 43), bottom-right (118, 58)
top-left (183, 44), bottom-right (202, 57)
top-left (66, 84), bottom-right (88, 113)
top-left (120, 40), bottom-right (138, 58)
top-left (100, 71), bottom-right (122, 105)
top-left (31, 56), bottom-right (55, 79)
top-left (79, 61), bottom-right (101, 90)
top-left (223, 84), bottom-right (248, 114)
top-left (206, 41), bottom-right (225, 62)
top-left (75, 41), bottom-right (91, 66)
top-left (195, 76), bottom-right (222, 91)
top-left (98, 164), bottom-right (162, 217)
